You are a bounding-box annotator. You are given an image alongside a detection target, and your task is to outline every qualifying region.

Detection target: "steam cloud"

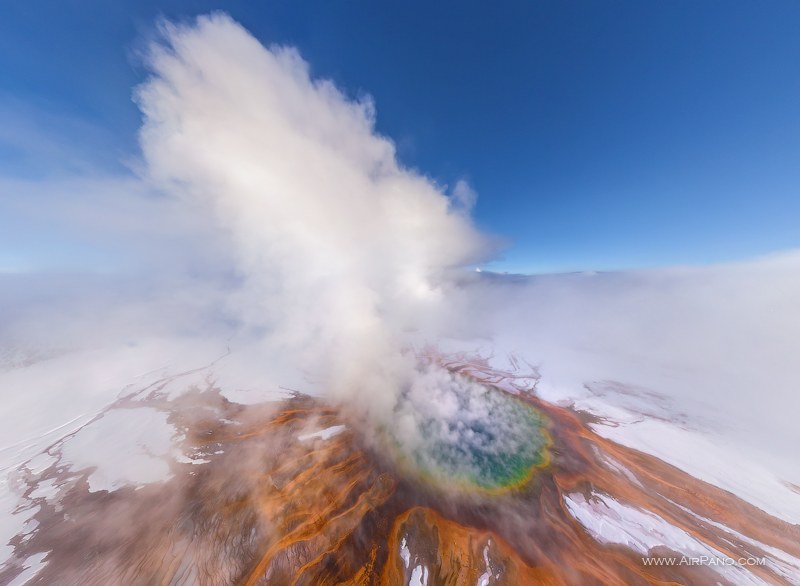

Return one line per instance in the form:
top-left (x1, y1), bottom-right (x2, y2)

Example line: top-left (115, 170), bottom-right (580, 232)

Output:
top-left (136, 13), bottom-right (489, 417)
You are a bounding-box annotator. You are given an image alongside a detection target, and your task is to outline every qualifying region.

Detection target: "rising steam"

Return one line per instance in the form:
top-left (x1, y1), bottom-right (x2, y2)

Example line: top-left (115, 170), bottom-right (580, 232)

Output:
top-left (136, 13), bottom-right (490, 417)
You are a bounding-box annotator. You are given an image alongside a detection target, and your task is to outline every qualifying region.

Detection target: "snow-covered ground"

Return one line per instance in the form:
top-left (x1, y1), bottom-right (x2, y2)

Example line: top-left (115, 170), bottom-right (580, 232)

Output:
top-left (2, 251), bottom-right (800, 578)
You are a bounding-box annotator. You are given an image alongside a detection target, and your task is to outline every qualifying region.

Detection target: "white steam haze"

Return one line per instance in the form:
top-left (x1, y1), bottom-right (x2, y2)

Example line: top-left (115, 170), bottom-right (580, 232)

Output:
top-left (135, 13), bottom-right (489, 417)
top-left (2, 12), bottom-right (800, 564)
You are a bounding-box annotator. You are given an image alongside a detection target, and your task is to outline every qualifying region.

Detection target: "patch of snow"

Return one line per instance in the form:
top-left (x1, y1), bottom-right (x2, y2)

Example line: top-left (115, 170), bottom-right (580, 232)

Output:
top-left (298, 425), bottom-right (346, 442)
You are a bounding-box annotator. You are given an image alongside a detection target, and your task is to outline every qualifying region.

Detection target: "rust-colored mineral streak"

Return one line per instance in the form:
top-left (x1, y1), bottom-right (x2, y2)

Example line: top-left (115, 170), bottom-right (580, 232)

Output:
top-left (3, 358), bottom-right (798, 585)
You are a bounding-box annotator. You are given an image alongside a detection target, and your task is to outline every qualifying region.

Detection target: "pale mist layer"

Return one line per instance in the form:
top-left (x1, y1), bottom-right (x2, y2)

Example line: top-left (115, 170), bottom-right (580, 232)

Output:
top-left (2, 12), bottom-right (800, 573)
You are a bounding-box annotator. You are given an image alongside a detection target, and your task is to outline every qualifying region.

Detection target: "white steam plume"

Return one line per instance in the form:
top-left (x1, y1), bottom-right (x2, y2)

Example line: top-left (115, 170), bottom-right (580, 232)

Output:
top-left (136, 13), bottom-right (489, 414)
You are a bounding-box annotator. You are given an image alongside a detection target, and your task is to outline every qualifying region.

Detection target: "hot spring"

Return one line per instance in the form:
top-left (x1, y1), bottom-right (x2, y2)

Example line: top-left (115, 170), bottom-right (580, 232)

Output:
top-left (387, 368), bottom-right (551, 492)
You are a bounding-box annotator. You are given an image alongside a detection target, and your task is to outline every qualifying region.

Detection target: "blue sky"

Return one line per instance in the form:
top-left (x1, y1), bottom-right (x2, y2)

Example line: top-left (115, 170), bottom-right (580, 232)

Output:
top-left (1, 0), bottom-right (800, 273)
